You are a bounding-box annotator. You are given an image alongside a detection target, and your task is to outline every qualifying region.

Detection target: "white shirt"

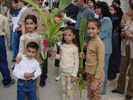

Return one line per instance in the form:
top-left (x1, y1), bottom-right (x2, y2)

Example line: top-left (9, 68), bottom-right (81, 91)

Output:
top-left (13, 6), bottom-right (27, 32)
top-left (13, 55), bottom-right (42, 80)
top-left (17, 32), bottom-right (44, 58)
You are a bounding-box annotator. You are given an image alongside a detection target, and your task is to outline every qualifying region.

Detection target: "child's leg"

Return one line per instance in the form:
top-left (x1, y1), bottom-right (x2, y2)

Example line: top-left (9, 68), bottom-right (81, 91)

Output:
top-left (28, 80), bottom-right (37, 100)
top-left (92, 73), bottom-right (104, 100)
top-left (87, 74), bottom-right (94, 100)
top-left (66, 75), bottom-right (74, 100)
top-left (17, 80), bottom-right (26, 100)
top-left (35, 77), bottom-right (40, 100)
top-left (60, 73), bottom-right (67, 100)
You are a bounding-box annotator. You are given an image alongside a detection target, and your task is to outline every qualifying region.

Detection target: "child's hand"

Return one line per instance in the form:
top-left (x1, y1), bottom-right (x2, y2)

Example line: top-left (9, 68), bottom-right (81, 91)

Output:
top-left (29, 71), bottom-right (35, 78)
top-left (44, 46), bottom-right (50, 52)
top-left (16, 56), bottom-right (22, 64)
top-left (86, 52), bottom-right (89, 57)
top-left (24, 73), bottom-right (31, 79)
top-left (51, 50), bottom-right (56, 57)
top-left (79, 52), bottom-right (85, 59)
top-left (84, 42), bottom-right (88, 49)
top-left (71, 76), bottom-right (77, 82)
top-left (90, 79), bottom-right (98, 91)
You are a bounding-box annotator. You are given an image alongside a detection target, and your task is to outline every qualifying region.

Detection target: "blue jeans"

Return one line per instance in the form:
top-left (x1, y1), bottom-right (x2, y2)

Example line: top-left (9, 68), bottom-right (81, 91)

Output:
top-left (17, 79), bottom-right (37, 100)
top-left (102, 54), bottom-right (110, 94)
top-left (12, 31), bottom-right (22, 60)
top-left (0, 36), bottom-right (12, 86)
top-left (10, 26), bottom-right (13, 51)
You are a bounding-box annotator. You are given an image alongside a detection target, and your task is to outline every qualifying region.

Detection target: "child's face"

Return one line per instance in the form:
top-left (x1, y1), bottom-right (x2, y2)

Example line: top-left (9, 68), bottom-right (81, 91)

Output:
top-left (109, 7), bottom-right (117, 16)
top-left (25, 47), bottom-right (37, 59)
top-left (64, 29), bottom-right (75, 44)
top-left (25, 19), bottom-right (37, 33)
top-left (17, 1), bottom-right (23, 8)
top-left (87, 22), bottom-right (100, 38)
top-left (11, 1), bottom-right (17, 9)
top-left (96, 7), bottom-right (102, 16)
top-left (88, 1), bottom-right (94, 9)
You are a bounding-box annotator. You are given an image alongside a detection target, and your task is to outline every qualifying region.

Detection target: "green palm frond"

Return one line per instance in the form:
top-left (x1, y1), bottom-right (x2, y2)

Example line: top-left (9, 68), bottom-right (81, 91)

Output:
top-left (79, 17), bottom-right (87, 52)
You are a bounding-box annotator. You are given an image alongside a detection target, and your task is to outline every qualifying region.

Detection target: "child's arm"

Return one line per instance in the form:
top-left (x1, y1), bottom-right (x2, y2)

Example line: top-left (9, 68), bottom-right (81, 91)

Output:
top-left (51, 47), bottom-right (62, 60)
top-left (32, 62), bottom-right (42, 80)
top-left (13, 63), bottom-right (25, 80)
top-left (17, 35), bottom-right (25, 57)
top-left (72, 47), bottom-right (79, 78)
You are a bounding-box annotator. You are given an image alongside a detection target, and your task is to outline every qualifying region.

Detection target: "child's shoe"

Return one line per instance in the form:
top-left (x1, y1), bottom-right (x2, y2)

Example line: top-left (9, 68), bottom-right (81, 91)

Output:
top-left (55, 76), bottom-right (60, 81)
top-left (4, 79), bottom-right (15, 88)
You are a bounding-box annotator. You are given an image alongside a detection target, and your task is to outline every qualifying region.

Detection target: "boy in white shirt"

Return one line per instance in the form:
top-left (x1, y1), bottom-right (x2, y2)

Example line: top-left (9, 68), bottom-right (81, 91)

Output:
top-left (13, 41), bottom-right (42, 100)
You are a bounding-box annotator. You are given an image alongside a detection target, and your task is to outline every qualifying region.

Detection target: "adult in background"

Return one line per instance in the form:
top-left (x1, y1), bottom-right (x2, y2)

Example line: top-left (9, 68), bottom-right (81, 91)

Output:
top-left (75, 0), bottom-right (94, 46)
top-left (112, 0), bottom-right (123, 19)
top-left (112, 3), bottom-right (133, 100)
top-left (0, 13), bottom-right (15, 88)
top-left (95, 1), bottom-right (112, 94)
top-left (88, 0), bottom-right (99, 18)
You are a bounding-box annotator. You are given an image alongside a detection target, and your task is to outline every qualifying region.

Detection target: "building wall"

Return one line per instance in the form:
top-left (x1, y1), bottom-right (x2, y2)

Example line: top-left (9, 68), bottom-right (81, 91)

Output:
top-left (98, 0), bottom-right (129, 13)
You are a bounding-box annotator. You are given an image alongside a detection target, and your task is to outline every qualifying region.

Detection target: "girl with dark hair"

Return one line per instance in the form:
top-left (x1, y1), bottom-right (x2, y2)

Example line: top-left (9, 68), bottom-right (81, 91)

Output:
top-left (51, 26), bottom-right (79, 100)
top-left (16, 14), bottom-right (45, 100)
top-left (95, 1), bottom-right (112, 94)
top-left (108, 4), bottom-right (121, 80)
top-left (88, 0), bottom-right (99, 18)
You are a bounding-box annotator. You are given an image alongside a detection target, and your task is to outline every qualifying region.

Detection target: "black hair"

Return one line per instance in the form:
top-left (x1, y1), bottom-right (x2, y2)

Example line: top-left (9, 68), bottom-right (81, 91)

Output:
top-left (84, 0), bottom-right (87, 4)
top-left (113, 0), bottom-right (121, 5)
top-left (26, 41), bottom-right (39, 51)
top-left (13, 0), bottom-right (19, 3)
top-left (88, 18), bottom-right (101, 28)
top-left (45, 2), bottom-right (49, 6)
top-left (130, 3), bottom-right (133, 9)
top-left (62, 26), bottom-right (80, 51)
top-left (25, 14), bottom-right (37, 30)
top-left (110, 5), bottom-right (118, 15)
top-left (96, 1), bottom-right (111, 18)
top-left (19, 0), bottom-right (27, 5)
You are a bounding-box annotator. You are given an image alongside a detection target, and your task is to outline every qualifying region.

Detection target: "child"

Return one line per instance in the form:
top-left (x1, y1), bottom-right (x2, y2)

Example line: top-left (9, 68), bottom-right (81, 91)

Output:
top-left (51, 26), bottom-right (79, 100)
top-left (80, 18), bottom-right (105, 100)
top-left (13, 42), bottom-right (42, 100)
top-left (16, 14), bottom-right (44, 100)
top-left (108, 4), bottom-right (121, 80)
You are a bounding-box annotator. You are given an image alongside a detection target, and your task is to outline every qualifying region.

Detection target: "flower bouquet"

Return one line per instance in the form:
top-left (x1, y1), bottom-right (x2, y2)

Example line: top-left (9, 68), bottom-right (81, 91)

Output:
top-left (76, 17), bottom-right (87, 100)
top-left (23, 0), bottom-right (72, 68)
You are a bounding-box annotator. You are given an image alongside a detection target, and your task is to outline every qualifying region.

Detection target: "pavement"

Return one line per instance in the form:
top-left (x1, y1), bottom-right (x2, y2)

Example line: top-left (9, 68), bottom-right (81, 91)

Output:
top-left (0, 50), bottom-right (132, 100)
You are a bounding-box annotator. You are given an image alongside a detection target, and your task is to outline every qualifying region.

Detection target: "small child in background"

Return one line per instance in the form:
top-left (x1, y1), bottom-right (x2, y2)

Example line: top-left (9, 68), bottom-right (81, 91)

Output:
top-left (80, 18), bottom-right (105, 100)
top-left (51, 26), bottom-right (79, 100)
top-left (13, 42), bottom-right (42, 100)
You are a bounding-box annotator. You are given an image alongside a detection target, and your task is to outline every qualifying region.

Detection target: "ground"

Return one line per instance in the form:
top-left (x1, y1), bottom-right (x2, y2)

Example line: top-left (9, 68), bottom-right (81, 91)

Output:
top-left (0, 50), bottom-right (131, 100)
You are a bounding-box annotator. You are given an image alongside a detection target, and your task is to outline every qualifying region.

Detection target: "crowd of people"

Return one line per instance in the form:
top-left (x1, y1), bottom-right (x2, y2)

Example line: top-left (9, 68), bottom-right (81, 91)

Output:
top-left (0, 0), bottom-right (133, 100)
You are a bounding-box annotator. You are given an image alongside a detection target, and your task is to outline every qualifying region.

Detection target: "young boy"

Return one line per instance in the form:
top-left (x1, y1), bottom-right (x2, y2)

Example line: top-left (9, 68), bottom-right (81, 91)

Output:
top-left (13, 42), bottom-right (42, 100)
